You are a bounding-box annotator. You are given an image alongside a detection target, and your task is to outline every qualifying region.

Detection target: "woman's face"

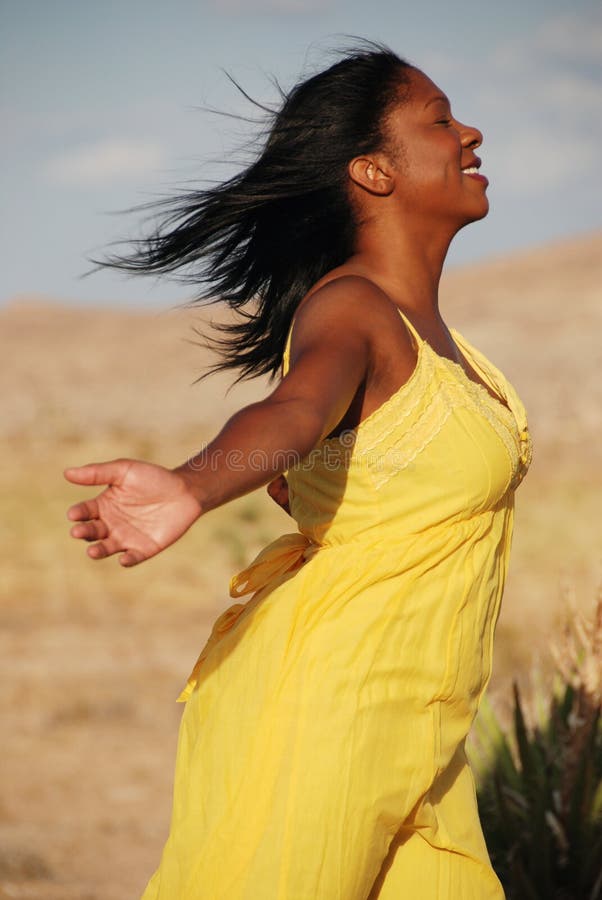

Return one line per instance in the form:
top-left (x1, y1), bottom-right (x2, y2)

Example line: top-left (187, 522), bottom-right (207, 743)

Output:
top-left (383, 68), bottom-right (489, 228)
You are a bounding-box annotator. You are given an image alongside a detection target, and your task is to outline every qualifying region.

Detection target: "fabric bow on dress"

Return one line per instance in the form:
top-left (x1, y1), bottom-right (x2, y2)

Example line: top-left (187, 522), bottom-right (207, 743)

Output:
top-left (177, 532), bottom-right (318, 702)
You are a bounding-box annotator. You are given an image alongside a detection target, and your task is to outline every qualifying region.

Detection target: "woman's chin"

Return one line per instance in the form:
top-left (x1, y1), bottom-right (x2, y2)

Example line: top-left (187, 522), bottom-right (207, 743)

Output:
top-left (460, 200), bottom-right (490, 228)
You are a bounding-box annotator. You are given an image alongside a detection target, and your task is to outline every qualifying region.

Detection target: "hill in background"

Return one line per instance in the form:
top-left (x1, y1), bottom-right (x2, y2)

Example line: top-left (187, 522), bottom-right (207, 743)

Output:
top-left (4, 229), bottom-right (601, 468)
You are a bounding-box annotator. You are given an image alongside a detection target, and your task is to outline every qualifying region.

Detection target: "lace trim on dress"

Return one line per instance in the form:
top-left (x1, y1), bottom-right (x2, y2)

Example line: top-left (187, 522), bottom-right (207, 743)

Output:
top-left (369, 395), bottom-right (454, 490)
top-left (437, 357), bottom-right (519, 459)
top-left (282, 313), bottom-right (532, 491)
top-left (359, 363), bottom-right (520, 491)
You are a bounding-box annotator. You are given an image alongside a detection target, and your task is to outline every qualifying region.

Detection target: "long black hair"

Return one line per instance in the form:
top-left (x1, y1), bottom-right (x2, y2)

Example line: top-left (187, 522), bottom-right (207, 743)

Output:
top-left (85, 40), bottom-right (415, 382)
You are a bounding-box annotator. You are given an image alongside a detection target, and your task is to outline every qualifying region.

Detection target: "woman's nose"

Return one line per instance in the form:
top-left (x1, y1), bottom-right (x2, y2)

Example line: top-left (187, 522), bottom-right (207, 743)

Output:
top-left (460, 121), bottom-right (483, 150)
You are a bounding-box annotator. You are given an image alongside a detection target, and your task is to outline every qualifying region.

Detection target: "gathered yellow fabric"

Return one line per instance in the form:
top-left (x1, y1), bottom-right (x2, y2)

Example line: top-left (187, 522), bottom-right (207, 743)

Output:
top-left (177, 533), bottom-right (318, 703)
top-left (142, 309), bottom-right (532, 899)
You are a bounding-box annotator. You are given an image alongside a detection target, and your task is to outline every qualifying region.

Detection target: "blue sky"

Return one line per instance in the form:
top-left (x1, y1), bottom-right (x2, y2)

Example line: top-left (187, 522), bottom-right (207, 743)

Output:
top-left (2, 0), bottom-right (601, 307)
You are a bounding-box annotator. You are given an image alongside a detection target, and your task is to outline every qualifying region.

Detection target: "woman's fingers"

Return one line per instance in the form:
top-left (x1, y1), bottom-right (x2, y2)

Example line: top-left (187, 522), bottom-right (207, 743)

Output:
top-left (69, 519), bottom-right (109, 541)
top-left (66, 497), bottom-right (101, 522)
top-left (266, 474), bottom-right (291, 515)
top-left (85, 542), bottom-right (145, 567)
top-left (86, 542), bottom-right (110, 560)
top-left (267, 474), bottom-right (288, 504)
top-left (82, 522), bottom-right (154, 568)
top-left (85, 534), bottom-right (126, 561)
top-left (63, 459), bottom-right (132, 487)
top-left (64, 458), bottom-right (195, 566)
top-left (64, 459), bottom-right (133, 522)
top-left (118, 549), bottom-right (146, 568)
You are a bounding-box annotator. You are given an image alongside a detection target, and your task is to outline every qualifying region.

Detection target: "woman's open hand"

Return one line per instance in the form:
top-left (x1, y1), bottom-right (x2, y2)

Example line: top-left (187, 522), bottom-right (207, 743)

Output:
top-left (64, 459), bottom-right (203, 567)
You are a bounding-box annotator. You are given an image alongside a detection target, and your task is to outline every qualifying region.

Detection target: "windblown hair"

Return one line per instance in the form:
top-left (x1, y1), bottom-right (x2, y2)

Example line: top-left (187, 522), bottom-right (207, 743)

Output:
top-left (85, 40), bottom-right (415, 382)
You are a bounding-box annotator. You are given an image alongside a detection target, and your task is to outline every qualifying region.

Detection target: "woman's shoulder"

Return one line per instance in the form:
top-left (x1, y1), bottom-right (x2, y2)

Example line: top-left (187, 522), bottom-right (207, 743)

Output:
top-left (292, 271), bottom-right (404, 338)
top-left (282, 271), bottom-right (416, 389)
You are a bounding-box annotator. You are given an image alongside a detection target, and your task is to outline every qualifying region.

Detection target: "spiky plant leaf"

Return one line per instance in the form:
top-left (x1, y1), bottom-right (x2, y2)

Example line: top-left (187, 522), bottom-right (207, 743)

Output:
top-left (473, 594), bottom-right (602, 899)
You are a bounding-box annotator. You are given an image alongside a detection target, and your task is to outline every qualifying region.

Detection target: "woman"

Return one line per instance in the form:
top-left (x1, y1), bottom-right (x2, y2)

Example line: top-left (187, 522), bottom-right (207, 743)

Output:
top-left (65, 42), bottom-right (531, 899)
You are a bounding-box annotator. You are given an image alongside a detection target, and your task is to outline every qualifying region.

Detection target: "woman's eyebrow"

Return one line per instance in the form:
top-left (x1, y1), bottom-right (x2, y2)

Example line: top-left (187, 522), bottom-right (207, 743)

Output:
top-left (424, 94), bottom-right (450, 109)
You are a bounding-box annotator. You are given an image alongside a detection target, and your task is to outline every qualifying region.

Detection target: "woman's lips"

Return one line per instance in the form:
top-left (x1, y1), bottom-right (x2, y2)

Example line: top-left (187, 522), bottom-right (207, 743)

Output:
top-left (463, 171), bottom-right (489, 186)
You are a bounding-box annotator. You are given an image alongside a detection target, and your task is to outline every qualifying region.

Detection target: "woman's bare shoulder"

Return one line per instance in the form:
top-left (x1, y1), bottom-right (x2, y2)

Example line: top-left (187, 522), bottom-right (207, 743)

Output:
top-left (292, 273), bottom-right (407, 346)
top-left (280, 273), bottom-right (419, 437)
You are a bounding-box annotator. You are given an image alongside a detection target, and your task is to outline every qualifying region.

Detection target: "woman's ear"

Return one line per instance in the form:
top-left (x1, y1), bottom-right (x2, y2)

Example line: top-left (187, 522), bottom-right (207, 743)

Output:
top-left (348, 155), bottom-right (394, 196)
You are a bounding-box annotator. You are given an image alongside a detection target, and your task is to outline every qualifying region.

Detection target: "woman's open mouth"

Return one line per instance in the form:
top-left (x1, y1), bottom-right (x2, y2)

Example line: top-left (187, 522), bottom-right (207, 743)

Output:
top-left (462, 166), bottom-right (489, 186)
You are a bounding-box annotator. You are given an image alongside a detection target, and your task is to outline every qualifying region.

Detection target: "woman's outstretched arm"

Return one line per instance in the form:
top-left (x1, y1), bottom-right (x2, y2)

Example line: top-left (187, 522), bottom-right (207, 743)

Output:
top-left (64, 280), bottom-right (383, 567)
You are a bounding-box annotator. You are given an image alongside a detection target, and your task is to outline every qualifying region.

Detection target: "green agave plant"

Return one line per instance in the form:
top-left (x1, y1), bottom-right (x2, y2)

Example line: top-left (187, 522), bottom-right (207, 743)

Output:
top-left (469, 594), bottom-right (602, 900)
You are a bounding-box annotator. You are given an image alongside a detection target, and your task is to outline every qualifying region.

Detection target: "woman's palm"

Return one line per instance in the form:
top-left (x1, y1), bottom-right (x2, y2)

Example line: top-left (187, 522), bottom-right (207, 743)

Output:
top-left (64, 459), bottom-right (202, 566)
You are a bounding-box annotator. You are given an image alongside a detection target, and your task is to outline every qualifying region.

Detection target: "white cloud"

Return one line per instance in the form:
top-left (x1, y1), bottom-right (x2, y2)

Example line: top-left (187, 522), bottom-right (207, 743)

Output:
top-left (43, 139), bottom-right (167, 186)
top-left (535, 11), bottom-right (602, 63)
top-left (491, 7), bottom-right (602, 74)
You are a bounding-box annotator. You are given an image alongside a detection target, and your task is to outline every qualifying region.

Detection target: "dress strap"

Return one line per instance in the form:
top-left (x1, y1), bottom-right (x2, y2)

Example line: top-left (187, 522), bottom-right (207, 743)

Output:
top-left (281, 316), bottom-right (296, 378)
top-left (396, 308), bottom-right (423, 351)
top-left (283, 307), bottom-right (421, 377)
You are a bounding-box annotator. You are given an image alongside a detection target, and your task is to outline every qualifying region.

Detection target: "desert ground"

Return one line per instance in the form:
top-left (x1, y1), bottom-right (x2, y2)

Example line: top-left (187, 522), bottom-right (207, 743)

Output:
top-left (1, 230), bottom-right (600, 898)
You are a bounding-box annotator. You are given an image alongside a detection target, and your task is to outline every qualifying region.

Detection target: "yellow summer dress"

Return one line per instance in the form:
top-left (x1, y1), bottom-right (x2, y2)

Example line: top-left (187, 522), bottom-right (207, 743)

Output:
top-left (141, 309), bottom-right (532, 900)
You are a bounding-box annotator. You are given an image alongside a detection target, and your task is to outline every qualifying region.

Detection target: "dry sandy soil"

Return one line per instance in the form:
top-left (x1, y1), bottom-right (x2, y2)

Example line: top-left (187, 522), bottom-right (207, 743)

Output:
top-left (1, 230), bottom-right (601, 898)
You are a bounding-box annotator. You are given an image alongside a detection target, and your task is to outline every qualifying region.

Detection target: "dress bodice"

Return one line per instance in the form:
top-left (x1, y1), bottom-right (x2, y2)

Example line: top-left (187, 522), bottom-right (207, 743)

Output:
top-left (281, 308), bottom-right (532, 551)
